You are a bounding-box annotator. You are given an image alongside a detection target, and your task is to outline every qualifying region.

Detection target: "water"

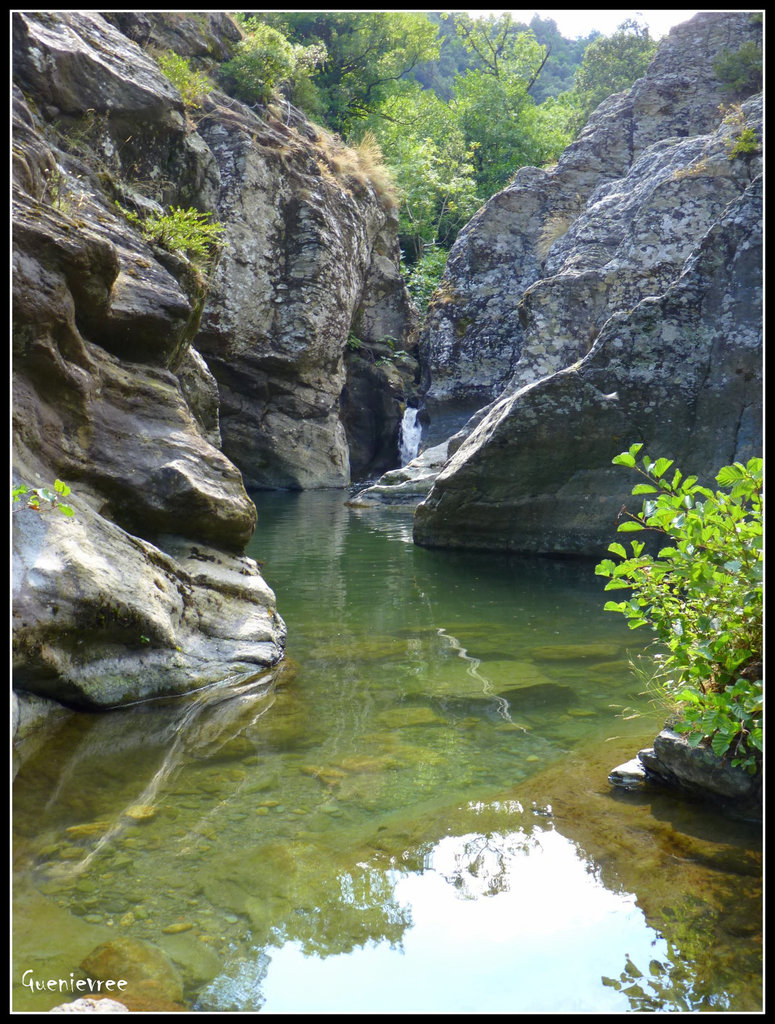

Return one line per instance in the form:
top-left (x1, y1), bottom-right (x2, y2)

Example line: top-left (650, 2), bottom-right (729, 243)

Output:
top-left (399, 406), bottom-right (422, 464)
top-left (12, 492), bottom-right (762, 1012)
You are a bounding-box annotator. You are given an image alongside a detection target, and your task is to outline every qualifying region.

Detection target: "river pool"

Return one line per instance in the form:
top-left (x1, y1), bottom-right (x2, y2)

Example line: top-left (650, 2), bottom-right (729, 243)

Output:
top-left (12, 491), bottom-right (762, 1012)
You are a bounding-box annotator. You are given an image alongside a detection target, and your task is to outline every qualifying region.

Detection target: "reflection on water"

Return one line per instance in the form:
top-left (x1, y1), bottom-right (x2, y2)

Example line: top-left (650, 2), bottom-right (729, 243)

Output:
top-left (12, 492), bottom-right (762, 1012)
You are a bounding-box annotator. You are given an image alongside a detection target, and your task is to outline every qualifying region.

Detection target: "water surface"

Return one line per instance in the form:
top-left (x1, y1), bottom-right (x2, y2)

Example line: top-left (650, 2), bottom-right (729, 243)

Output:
top-left (12, 491), bottom-right (762, 1012)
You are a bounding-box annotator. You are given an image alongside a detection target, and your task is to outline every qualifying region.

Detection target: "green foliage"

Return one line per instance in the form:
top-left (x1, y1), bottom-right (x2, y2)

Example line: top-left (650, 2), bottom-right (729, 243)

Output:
top-left (154, 50), bottom-right (212, 107)
top-left (447, 13), bottom-right (571, 195)
top-left (13, 479), bottom-right (74, 517)
top-left (713, 42), bottom-right (762, 99)
top-left (727, 126), bottom-right (760, 160)
top-left (222, 18), bottom-right (326, 105)
top-left (115, 203), bottom-right (225, 263)
top-left (596, 444), bottom-right (762, 773)
top-left (571, 19), bottom-right (657, 132)
top-left (258, 12), bottom-right (440, 135)
top-left (364, 84), bottom-right (480, 260)
top-left (402, 247), bottom-right (449, 315)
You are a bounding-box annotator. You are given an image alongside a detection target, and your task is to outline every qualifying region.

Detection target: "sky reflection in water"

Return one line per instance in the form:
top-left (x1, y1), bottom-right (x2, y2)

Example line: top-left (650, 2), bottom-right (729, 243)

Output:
top-left (201, 823), bottom-right (662, 1014)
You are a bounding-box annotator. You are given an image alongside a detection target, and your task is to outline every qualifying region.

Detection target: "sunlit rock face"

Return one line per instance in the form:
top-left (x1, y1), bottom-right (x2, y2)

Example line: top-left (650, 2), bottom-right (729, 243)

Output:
top-left (194, 97), bottom-right (418, 488)
top-left (412, 12), bottom-right (761, 554)
top-left (414, 173), bottom-right (762, 555)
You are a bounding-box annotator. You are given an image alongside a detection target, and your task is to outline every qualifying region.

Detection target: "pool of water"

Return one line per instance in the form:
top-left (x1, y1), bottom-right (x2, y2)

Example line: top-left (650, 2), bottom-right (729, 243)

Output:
top-left (12, 491), bottom-right (762, 1012)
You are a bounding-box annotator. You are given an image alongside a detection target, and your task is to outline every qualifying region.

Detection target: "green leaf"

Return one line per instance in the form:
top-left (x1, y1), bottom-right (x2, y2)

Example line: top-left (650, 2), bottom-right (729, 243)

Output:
top-left (652, 458), bottom-right (674, 479)
top-left (57, 504), bottom-right (75, 517)
top-left (613, 453), bottom-right (636, 467)
top-left (617, 521), bottom-right (644, 532)
top-left (631, 483), bottom-right (659, 494)
top-left (608, 542), bottom-right (627, 558)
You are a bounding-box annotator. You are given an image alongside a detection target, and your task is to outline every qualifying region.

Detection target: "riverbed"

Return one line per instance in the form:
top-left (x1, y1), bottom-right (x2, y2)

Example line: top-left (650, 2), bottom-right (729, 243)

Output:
top-left (12, 491), bottom-right (762, 1012)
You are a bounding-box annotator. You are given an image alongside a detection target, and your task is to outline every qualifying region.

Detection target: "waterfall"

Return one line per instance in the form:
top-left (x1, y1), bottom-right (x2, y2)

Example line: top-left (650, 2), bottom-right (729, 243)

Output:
top-left (399, 406), bottom-right (422, 465)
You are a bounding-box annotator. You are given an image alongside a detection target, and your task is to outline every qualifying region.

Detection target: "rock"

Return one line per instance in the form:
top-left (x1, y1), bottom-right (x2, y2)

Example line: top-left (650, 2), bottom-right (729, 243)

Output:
top-left (419, 12), bottom-right (762, 421)
top-left (80, 936), bottom-right (185, 1008)
top-left (12, 13), bottom-right (287, 708)
top-left (194, 97), bottom-right (418, 487)
top-left (637, 729), bottom-right (762, 820)
top-left (608, 757), bottom-right (650, 791)
top-left (50, 997), bottom-right (129, 1013)
top-left (414, 169), bottom-right (762, 554)
top-left (348, 441), bottom-right (450, 507)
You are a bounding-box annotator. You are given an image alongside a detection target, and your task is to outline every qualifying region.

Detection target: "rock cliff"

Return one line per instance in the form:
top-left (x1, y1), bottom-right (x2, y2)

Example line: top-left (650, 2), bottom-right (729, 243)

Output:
top-left (411, 11), bottom-right (762, 553)
top-left (11, 11), bottom-right (416, 712)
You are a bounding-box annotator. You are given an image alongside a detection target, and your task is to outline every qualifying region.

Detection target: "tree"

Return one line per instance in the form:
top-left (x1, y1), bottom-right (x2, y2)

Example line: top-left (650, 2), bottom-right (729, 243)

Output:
top-left (258, 12), bottom-right (440, 135)
top-left (447, 13), bottom-right (569, 195)
top-left (362, 83), bottom-right (480, 261)
top-left (596, 445), bottom-right (762, 773)
top-left (572, 18), bottom-right (657, 131)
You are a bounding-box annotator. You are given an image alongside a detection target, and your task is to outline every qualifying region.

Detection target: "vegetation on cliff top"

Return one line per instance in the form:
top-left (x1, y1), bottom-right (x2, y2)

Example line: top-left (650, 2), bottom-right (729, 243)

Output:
top-left (220, 12), bottom-right (657, 267)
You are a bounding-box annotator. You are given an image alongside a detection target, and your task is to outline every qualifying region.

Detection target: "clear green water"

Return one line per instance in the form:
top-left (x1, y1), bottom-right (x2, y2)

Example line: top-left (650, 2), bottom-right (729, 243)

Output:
top-left (12, 491), bottom-right (762, 1012)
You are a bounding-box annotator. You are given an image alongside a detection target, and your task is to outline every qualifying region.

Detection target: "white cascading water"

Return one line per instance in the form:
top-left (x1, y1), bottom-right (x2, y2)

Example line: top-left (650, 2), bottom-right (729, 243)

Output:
top-left (398, 406), bottom-right (422, 465)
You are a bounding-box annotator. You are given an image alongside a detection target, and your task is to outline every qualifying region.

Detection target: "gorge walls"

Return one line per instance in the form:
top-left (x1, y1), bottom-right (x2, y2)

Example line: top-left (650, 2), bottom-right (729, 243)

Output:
top-left (12, 11), bottom-right (417, 712)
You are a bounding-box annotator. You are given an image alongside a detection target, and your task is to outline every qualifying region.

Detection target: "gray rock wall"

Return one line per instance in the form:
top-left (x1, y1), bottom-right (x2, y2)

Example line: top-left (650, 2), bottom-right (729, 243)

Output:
top-left (420, 12), bottom-right (762, 417)
top-left (412, 12), bottom-right (762, 554)
top-left (414, 173), bottom-right (762, 554)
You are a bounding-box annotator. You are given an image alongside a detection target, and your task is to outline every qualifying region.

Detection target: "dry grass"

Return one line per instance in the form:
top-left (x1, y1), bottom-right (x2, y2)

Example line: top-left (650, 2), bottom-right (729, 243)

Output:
top-left (535, 210), bottom-right (576, 260)
top-left (314, 128), bottom-right (399, 211)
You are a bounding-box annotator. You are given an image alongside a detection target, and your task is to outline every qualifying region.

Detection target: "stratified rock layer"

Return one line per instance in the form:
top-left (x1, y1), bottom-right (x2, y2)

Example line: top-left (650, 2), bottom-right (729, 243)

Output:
top-left (11, 12), bottom-right (283, 709)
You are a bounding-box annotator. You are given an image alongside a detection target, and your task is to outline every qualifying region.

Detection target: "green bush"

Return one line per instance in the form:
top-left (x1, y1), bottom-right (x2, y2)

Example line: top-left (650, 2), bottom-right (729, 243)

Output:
top-left (596, 444), bottom-right (762, 773)
top-left (154, 50), bottom-right (212, 107)
top-left (115, 203), bottom-right (225, 264)
top-left (402, 247), bottom-right (449, 316)
top-left (714, 42), bottom-right (762, 99)
top-left (222, 20), bottom-right (326, 106)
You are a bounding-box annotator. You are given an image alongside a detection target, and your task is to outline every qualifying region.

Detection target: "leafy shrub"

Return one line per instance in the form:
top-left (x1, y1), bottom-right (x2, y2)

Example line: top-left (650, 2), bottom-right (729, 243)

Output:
top-left (154, 50), bottom-right (212, 107)
top-left (596, 444), bottom-right (762, 773)
top-left (714, 42), bottom-right (762, 99)
top-left (115, 203), bottom-right (225, 263)
top-left (402, 247), bottom-right (449, 315)
top-left (222, 20), bottom-right (326, 106)
top-left (13, 480), bottom-right (74, 517)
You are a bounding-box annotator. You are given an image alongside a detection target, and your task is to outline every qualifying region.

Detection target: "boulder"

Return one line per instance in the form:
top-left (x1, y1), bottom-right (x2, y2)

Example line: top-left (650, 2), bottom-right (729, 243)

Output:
top-left (414, 171), bottom-right (762, 554)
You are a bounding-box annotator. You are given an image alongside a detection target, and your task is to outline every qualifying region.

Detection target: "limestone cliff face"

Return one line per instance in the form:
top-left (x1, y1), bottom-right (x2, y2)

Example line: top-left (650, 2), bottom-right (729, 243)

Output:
top-left (412, 12), bottom-right (762, 554)
top-left (11, 11), bottom-right (415, 710)
top-left (420, 12), bottom-right (762, 418)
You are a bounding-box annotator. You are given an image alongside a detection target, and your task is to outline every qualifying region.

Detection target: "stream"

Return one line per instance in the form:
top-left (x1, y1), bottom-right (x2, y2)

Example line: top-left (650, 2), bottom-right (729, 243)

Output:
top-left (12, 491), bottom-right (762, 1012)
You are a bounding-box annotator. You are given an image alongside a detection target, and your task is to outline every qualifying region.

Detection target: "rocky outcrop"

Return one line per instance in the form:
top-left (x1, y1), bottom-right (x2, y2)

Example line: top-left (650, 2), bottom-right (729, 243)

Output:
top-left (411, 12), bottom-right (762, 553)
top-left (11, 12), bottom-right (283, 709)
top-left (610, 728), bottom-right (762, 822)
top-left (194, 97), bottom-right (418, 488)
top-left (414, 170), bottom-right (762, 554)
top-left (420, 12), bottom-right (762, 418)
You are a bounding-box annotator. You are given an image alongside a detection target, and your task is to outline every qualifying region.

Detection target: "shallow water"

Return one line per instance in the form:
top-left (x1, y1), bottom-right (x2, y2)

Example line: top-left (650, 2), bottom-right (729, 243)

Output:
top-left (12, 491), bottom-right (762, 1012)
